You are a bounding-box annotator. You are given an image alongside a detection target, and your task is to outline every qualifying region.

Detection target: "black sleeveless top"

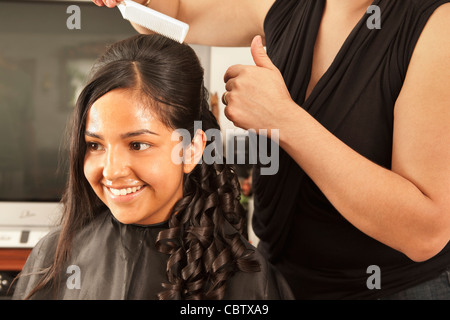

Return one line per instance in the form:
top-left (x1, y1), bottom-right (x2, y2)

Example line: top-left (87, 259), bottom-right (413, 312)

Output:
top-left (253, 0), bottom-right (450, 299)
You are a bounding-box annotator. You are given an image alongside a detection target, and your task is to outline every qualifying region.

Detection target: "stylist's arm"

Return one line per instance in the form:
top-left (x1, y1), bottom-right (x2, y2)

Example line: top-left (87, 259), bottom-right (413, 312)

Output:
top-left (91, 0), bottom-right (273, 47)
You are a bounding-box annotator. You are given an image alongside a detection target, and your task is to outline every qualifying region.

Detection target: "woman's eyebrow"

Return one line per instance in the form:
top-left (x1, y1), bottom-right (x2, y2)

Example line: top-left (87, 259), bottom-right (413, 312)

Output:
top-left (120, 129), bottom-right (159, 139)
top-left (84, 129), bottom-right (158, 140)
top-left (84, 130), bottom-right (103, 139)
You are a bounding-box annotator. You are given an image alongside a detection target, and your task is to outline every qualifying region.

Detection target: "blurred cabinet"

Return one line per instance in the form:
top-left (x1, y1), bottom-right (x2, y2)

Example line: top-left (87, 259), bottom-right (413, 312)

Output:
top-left (0, 249), bottom-right (31, 271)
top-left (0, 249), bottom-right (31, 298)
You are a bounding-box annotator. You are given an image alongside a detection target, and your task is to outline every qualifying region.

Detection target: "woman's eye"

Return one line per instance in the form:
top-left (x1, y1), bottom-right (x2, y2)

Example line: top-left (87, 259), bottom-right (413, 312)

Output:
top-left (130, 142), bottom-right (151, 151)
top-left (86, 142), bottom-right (104, 151)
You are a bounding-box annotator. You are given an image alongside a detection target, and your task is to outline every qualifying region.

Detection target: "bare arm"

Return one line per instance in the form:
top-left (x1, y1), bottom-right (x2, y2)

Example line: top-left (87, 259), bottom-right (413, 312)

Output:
top-left (93, 0), bottom-right (275, 46)
top-left (224, 4), bottom-right (450, 262)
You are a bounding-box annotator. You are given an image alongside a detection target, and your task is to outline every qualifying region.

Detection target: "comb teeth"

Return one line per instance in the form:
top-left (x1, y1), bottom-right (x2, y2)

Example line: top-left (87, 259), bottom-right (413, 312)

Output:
top-left (117, 0), bottom-right (189, 43)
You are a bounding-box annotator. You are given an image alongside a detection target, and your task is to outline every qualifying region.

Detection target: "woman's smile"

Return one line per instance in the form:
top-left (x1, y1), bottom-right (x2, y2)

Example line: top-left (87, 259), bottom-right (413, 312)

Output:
top-left (108, 185), bottom-right (144, 196)
top-left (104, 184), bottom-right (146, 202)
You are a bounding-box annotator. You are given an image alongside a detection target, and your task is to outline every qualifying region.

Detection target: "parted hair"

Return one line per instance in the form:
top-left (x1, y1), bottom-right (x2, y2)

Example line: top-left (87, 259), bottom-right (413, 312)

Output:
top-left (26, 34), bottom-right (260, 300)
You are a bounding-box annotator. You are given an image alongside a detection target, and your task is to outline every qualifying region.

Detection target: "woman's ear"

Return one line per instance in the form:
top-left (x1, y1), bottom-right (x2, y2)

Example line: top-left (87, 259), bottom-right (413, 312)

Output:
top-left (183, 129), bottom-right (207, 174)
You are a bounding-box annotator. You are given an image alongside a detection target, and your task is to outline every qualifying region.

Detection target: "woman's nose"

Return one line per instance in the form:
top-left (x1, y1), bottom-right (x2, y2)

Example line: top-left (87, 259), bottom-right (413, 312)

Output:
top-left (102, 147), bottom-right (131, 181)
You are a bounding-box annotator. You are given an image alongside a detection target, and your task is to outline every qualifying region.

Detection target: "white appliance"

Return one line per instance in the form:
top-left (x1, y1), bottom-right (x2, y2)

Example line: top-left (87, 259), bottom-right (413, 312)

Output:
top-left (0, 202), bottom-right (61, 248)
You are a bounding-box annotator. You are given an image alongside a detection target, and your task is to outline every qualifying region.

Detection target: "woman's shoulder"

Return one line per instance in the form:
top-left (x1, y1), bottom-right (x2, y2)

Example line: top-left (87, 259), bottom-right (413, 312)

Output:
top-left (406, 0), bottom-right (450, 11)
top-left (26, 210), bottom-right (110, 262)
top-left (21, 211), bottom-right (110, 268)
top-left (27, 226), bottom-right (61, 265)
top-left (397, 0), bottom-right (450, 62)
top-left (11, 227), bottom-right (61, 299)
top-left (12, 211), bottom-right (111, 299)
top-left (398, 0), bottom-right (450, 24)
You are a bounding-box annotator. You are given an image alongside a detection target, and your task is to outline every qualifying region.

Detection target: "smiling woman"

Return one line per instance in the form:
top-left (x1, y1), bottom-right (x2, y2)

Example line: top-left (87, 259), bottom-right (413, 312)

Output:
top-left (83, 89), bottom-right (187, 226)
top-left (12, 34), bottom-right (293, 300)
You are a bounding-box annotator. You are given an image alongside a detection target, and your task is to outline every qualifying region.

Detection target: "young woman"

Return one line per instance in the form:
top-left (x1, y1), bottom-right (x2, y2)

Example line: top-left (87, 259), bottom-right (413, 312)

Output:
top-left (92, 0), bottom-right (450, 299)
top-left (13, 34), bottom-right (293, 300)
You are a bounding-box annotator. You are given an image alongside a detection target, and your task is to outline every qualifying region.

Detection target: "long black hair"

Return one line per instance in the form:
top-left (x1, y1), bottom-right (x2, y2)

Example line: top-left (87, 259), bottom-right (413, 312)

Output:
top-left (26, 34), bottom-right (260, 300)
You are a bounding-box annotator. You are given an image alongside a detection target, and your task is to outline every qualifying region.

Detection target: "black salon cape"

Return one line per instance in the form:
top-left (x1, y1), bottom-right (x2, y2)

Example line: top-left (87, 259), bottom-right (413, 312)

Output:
top-left (13, 210), bottom-right (293, 300)
top-left (253, 0), bottom-right (450, 299)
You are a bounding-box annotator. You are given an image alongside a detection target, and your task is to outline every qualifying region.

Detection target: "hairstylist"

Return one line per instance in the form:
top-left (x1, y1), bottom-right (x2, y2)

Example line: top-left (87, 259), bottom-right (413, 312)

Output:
top-left (94, 0), bottom-right (450, 300)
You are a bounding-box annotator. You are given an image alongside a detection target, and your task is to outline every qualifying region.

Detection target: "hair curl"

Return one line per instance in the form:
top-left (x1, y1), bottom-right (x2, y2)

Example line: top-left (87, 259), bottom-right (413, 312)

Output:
top-left (156, 99), bottom-right (260, 299)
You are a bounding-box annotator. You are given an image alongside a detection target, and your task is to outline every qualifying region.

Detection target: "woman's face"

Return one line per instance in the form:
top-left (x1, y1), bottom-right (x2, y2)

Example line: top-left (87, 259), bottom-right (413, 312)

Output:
top-left (83, 88), bottom-right (186, 225)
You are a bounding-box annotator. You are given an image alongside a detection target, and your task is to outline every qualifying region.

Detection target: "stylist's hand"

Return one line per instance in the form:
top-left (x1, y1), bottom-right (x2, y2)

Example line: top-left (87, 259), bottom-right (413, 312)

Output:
top-left (92, 0), bottom-right (118, 7)
top-left (92, 0), bottom-right (148, 8)
top-left (223, 35), bottom-right (296, 137)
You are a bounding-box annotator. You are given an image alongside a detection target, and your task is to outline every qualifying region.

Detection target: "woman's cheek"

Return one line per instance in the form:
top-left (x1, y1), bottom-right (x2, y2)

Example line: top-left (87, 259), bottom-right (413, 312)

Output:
top-left (83, 156), bottom-right (102, 189)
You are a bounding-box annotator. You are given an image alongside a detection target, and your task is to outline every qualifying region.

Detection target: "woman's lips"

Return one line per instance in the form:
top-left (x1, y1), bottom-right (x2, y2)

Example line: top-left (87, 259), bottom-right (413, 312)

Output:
top-left (104, 185), bottom-right (146, 202)
top-left (109, 185), bottom-right (143, 196)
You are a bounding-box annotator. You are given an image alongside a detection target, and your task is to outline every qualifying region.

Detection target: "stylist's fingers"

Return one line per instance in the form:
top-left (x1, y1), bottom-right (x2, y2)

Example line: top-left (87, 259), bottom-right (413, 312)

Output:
top-left (224, 64), bottom-right (246, 84)
top-left (223, 101), bottom-right (239, 124)
top-left (92, 0), bottom-right (117, 8)
top-left (105, 0), bottom-right (117, 8)
top-left (93, 0), bottom-right (107, 7)
top-left (224, 78), bottom-right (236, 92)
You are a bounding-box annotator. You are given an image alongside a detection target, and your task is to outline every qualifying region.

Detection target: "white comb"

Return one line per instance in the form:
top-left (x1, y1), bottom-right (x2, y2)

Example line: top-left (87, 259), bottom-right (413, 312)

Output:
top-left (117, 0), bottom-right (189, 43)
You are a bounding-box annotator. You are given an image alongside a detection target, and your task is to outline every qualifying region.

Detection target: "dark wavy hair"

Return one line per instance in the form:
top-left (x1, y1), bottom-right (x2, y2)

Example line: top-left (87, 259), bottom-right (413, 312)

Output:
top-left (25, 34), bottom-right (260, 300)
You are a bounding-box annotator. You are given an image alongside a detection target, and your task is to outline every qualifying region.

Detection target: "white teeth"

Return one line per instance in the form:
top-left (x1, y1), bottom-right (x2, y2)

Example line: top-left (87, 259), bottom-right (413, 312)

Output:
top-left (109, 185), bottom-right (142, 196)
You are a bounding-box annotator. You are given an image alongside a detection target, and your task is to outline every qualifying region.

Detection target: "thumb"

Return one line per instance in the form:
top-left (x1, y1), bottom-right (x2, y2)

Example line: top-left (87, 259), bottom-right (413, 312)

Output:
top-left (251, 35), bottom-right (275, 70)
